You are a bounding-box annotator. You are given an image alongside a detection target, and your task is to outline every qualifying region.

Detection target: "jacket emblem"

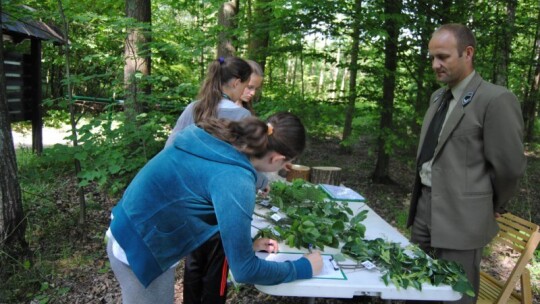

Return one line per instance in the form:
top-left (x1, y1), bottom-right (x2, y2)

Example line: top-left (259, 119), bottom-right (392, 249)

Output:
top-left (462, 92), bottom-right (474, 107)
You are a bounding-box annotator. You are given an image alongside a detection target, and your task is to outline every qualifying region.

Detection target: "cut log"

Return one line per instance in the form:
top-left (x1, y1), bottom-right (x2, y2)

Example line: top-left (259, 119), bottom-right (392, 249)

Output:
top-left (286, 164), bottom-right (311, 182)
top-left (310, 166), bottom-right (342, 185)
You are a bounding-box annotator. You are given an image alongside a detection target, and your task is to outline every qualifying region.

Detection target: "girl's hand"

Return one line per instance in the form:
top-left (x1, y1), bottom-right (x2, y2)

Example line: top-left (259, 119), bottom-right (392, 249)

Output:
top-left (305, 251), bottom-right (323, 276)
top-left (258, 185), bottom-right (271, 197)
top-left (253, 238), bottom-right (279, 253)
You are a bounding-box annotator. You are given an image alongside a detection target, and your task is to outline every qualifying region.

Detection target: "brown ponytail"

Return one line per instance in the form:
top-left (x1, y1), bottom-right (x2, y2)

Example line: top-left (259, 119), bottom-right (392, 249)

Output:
top-left (193, 57), bottom-right (252, 124)
top-left (197, 112), bottom-right (306, 159)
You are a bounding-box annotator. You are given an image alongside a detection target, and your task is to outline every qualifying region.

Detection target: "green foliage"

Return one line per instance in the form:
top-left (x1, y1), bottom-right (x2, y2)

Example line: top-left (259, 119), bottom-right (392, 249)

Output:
top-left (255, 93), bottom-right (346, 138)
top-left (257, 180), bottom-right (474, 296)
top-left (42, 109), bottom-right (71, 128)
top-left (58, 111), bottom-right (171, 194)
top-left (254, 180), bottom-right (365, 250)
top-left (341, 239), bottom-right (474, 296)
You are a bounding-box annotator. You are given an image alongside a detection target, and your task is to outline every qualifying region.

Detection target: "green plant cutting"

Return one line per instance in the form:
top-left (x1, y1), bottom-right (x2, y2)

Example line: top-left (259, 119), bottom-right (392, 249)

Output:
top-left (254, 180), bottom-right (474, 297)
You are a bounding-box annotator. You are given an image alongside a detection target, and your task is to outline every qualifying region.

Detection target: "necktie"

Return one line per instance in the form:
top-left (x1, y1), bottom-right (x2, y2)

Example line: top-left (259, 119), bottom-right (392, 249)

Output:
top-left (417, 89), bottom-right (453, 169)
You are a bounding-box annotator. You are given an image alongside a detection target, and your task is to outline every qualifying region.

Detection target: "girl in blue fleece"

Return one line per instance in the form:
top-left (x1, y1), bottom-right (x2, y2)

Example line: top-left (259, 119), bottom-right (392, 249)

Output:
top-left (106, 112), bottom-right (323, 303)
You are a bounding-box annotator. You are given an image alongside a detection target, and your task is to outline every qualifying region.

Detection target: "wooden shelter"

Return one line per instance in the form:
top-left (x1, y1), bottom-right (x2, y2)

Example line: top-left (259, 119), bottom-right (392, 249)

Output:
top-left (2, 9), bottom-right (66, 153)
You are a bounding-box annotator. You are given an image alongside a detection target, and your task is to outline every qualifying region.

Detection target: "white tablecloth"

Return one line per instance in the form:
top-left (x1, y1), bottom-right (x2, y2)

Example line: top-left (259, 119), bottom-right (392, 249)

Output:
top-left (252, 201), bottom-right (462, 301)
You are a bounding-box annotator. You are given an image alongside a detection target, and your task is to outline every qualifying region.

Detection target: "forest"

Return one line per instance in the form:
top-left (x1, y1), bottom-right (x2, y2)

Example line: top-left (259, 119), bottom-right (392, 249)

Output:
top-left (1, 0), bottom-right (539, 303)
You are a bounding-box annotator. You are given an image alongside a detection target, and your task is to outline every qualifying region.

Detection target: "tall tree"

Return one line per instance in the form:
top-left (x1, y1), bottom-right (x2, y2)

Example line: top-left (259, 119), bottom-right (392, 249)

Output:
top-left (330, 48), bottom-right (341, 100)
top-left (217, 0), bottom-right (239, 57)
top-left (372, 0), bottom-right (401, 184)
top-left (124, 0), bottom-right (151, 121)
top-left (493, 0), bottom-right (517, 86)
top-left (522, 8), bottom-right (540, 142)
top-left (247, 0), bottom-right (271, 71)
top-left (0, 0), bottom-right (28, 252)
top-left (341, 0), bottom-right (362, 152)
top-left (401, 1), bottom-right (437, 137)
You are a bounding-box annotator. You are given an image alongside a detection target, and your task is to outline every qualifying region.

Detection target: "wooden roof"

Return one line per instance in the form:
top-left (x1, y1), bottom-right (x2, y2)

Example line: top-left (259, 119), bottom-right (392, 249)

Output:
top-left (1, 10), bottom-right (66, 44)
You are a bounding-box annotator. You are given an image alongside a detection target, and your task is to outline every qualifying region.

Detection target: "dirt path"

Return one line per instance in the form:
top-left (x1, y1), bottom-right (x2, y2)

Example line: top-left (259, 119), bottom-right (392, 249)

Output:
top-left (11, 125), bottom-right (72, 149)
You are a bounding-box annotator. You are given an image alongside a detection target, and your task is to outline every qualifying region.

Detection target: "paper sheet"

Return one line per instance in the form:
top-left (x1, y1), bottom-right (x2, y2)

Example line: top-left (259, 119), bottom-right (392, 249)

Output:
top-left (320, 184), bottom-right (365, 201)
top-left (256, 252), bottom-right (347, 280)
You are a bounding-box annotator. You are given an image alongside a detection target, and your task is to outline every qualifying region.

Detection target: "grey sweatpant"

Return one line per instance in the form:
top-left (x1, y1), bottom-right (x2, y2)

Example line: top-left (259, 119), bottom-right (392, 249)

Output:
top-left (107, 238), bottom-right (175, 304)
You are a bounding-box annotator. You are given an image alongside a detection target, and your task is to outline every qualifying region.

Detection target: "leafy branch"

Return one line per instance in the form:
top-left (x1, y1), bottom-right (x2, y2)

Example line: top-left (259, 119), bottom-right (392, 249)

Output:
top-left (255, 179), bottom-right (365, 250)
top-left (255, 180), bottom-right (474, 296)
top-left (341, 238), bottom-right (474, 296)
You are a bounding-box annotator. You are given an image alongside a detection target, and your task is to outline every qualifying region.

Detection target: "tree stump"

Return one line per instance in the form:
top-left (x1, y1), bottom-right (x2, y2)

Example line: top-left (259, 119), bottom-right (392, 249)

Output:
top-left (286, 164), bottom-right (311, 182)
top-left (310, 166), bottom-right (342, 185)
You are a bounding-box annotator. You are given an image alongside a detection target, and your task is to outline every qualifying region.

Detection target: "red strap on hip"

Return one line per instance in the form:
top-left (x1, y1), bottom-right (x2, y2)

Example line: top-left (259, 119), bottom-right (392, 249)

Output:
top-left (220, 257), bottom-right (229, 296)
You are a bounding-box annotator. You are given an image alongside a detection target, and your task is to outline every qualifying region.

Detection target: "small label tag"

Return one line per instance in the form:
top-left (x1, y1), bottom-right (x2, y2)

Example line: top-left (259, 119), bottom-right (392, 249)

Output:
top-left (361, 260), bottom-right (376, 270)
top-left (270, 206), bottom-right (280, 212)
top-left (271, 214), bottom-right (282, 222)
top-left (260, 200), bottom-right (270, 206)
top-left (329, 257), bottom-right (340, 270)
top-left (270, 228), bottom-right (280, 236)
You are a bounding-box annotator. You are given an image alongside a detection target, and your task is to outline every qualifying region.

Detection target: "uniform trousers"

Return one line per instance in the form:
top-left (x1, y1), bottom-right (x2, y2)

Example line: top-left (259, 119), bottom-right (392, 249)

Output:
top-left (183, 232), bottom-right (229, 304)
top-left (410, 186), bottom-right (482, 304)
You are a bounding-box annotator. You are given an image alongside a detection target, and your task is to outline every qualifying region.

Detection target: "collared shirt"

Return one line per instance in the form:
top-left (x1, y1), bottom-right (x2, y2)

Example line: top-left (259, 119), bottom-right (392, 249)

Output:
top-left (420, 71), bottom-right (476, 187)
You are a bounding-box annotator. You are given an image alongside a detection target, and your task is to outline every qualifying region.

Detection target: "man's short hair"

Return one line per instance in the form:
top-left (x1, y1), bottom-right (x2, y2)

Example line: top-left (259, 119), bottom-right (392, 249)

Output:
top-left (435, 23), bottom-right (476, 56)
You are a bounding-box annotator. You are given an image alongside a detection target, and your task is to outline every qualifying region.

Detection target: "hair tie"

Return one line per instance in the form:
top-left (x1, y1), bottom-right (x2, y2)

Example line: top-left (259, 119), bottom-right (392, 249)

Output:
top-left (218, 57), bottom-right (225, 64)
top-left (267, 123), bottom-right (274, 136)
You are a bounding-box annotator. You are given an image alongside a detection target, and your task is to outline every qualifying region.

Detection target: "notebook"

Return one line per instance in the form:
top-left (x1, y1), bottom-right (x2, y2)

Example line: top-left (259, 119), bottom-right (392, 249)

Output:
top-left (319, 184), bottom-right (365, 202)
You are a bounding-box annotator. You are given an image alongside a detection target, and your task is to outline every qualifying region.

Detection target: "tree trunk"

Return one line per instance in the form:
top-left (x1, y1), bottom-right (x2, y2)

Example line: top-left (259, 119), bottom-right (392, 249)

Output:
top-left (290, 58), bottom-right (297, 89)
top-left (310, 166), bottom-right (342, 186)
top-left (30, 39), bottom-right (43, 155)
top-left (405, 2), bottom-right (437, 139)
top-left (198, 1), bottom-right (206, 80)
top-left (317, 38), bottom-right (327, 95)
top-left (413, 29), bottom-right (430, 137)
top-left (523, 9), bottom-right (540, 142)
top-left (286, 164), bottom-right (311, 182)
top-left (124, 0), bottom-right (151, 122)
top-left (247, 0), bottom-right (271, 72)
top-left (330, 48), bottom-right (341, 100)
top-left (50, 48), bottom-right (64, 100)
top-left (0, 1), bottom-right (27, 251)
top-left (339, 69), bottom-right (348, 98)
top-left (372, 0), bottom-right (401, 184)
top-left (300, 46), bottom-right (305, 101)
top-left (493, 0), bottom-right (517, 86)
top-left (341, 0), bottom-right (362, 153)
top-left (217, 0), bottom-right (239, 57)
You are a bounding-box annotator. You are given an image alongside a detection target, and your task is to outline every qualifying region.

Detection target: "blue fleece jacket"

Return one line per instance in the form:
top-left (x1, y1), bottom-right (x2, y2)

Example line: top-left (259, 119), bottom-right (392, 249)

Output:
top-left (110, 125), bottom-right (312, 287)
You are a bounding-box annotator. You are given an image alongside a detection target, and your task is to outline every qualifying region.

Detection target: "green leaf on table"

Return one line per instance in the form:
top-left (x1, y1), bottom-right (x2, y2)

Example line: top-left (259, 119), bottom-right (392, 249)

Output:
top-left (433, 274), bottom-right (445, 286)
top-left (452, 279), bottom-right (475, 297)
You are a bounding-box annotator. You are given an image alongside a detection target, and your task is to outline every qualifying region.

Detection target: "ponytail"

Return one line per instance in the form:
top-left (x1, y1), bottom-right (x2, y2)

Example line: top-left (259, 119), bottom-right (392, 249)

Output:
top-left (193, 57), bottom-right (252, 123)
top-left (266, 112), bottom-right (305, 160)
top-left (197, 112), bottom-right (306, 159)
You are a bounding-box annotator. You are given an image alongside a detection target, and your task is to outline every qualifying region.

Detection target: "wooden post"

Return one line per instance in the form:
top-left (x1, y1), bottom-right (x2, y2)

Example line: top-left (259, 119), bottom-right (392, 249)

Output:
top-left (30, 39), bottom-right (43, 154)
top-left (286, 164), bottom-right (311, 182)
top-left (310, 166), bottom-right (342, 185)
